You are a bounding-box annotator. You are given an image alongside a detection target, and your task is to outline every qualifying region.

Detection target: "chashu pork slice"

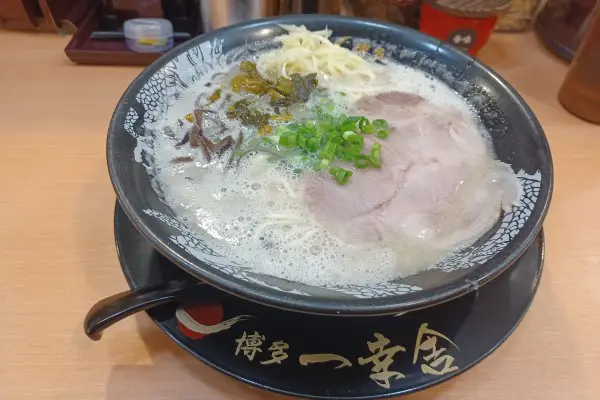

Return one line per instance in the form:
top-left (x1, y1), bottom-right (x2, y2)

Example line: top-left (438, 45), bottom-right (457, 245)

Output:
top-left (302, 91), bottom-right (521, 260)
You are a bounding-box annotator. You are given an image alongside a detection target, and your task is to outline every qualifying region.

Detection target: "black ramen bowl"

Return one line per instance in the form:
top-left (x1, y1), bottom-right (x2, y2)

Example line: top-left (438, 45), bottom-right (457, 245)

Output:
top-left (107, 15), bottom-right (552, 316)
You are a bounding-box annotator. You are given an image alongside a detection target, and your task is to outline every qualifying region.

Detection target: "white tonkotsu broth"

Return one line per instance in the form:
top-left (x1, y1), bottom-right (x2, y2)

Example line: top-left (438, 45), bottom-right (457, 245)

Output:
top-left (152, 39), bottom-right (520, 287)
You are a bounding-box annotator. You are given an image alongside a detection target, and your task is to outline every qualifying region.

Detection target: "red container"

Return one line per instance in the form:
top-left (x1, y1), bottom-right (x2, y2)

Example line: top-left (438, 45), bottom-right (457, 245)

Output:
top-left (419, 0), bottom-right (509, 55)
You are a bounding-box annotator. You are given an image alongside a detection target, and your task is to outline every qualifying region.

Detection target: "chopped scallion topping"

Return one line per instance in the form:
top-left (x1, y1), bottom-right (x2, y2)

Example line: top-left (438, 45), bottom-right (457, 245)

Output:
top-left (269, 111), bottom-right (389, 184)
top-left (346, 134), bottom-right (364, 147)
top-left (329, 167), bottom-right (353, 185)
top-left (316, 159), bottom-right (331, 170)
top-left (354, 154), bottom-right (370, 169)
top-left (358, 117), bottom-right (369, 131)
top-left (369, 142), bottom-right (382, 168)
top-left (376, 130), bottom-right (389, 139)
top-left (279, 134), bottom-right (299, 147)
top-left (373, 119), bottom-right (389, 138)
top-left (342, 130), bottom-right (357, 140)
top-left (358, 117), bottom-right (374, 134)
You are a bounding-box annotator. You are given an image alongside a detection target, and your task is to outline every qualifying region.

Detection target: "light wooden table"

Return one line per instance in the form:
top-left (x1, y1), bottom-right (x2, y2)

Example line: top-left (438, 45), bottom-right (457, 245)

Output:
top-left (0, 29), bottom-right (599, 400)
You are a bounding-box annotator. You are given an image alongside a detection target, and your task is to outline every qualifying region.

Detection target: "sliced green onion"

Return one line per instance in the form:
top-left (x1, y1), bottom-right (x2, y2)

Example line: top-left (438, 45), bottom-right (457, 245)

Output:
top-left (330, 135), bottom-right (343, 144)
top-left (319, 142), bottom-right (337, 160)
top-left (369, 142), bottom-right (382, 168)
top-left (339, 122), bottom-right (356, 133)
top-left (336, 114), bottom-right (348, 125)
top-left (358, 117), bottom-right (369, 131)
top-left (306, 137), bottom-right (319, 152)
top-left (316, 124), bottom-right (330, 139)
top-left (298, 135), bottom-right (307, 149)
top-left (358, 117), bottom-right (375, 134)
top-left (279, 134), bottom-right (299, 147)
top-left (343, 131), bottom-right (357, 140)
top-left (324, 141), bottom-right (338, 151)
top-left (276, 124), bottom-right (298, 136)
top-left (346, 134), bottom-right (364, 147)
top-left (344, 143), bottom-right (362, 157)
top-left (354, 154), bottom-right (370, 169)
top-left (372, 119), bottom-right (388, 129)
top-left (334, 146), bottom-right (355, 162)
top-left (343, 152), bottom-right (355, 162)
top-left (372, 119), bottom-right (390, 139)
top-left (269, 111), bottom-right (388, 178)
top-left (339, 116), bottom-right (357, 129)
top-left (316, 158), bottom-right (330, 170)
top-left (319, 150), bottom-right (335, 160)
top-left (376, 129), bottom-right (389, 139)
top-left (329, 167), bottom-right (353, 185)
top-left (299, 123), bottom-right (317, 136)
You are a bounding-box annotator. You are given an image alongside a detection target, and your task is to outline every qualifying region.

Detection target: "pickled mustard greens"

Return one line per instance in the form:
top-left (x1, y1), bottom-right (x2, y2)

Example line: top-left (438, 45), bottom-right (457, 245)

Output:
top-left (230, 60), bottom-right (318, 107)
top-left (172, 58), bottom-right (388, 185)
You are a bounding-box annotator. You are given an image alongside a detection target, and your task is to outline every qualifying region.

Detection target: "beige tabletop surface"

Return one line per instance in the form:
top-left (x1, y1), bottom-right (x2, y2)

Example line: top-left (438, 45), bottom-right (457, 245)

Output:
top-left (1, 29), bottom-right (599, 400)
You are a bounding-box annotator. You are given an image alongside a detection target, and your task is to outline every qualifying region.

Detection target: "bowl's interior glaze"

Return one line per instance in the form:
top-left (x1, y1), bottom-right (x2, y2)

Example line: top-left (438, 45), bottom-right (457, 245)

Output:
top-left (108, 15), bottom-right (552, 315)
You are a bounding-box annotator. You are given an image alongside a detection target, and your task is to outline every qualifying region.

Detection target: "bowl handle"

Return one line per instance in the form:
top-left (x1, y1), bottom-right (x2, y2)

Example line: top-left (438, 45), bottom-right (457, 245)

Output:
top-left (83, 281), bottom-right (194, 341)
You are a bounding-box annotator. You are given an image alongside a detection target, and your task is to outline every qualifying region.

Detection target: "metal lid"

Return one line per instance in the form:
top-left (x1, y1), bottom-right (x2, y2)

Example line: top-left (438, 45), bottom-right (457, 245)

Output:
top-left (425, 0), bottom-right (511, 18)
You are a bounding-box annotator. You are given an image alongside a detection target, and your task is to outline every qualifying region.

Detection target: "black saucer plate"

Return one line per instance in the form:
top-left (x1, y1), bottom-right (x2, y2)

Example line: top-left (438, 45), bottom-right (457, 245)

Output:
top-left (114, 202), bottom-right (544, 399)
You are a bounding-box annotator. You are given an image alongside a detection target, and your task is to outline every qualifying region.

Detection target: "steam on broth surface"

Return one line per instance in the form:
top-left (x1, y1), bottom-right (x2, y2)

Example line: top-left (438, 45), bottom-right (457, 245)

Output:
top-left (153, 25), bottom-right (521, 287)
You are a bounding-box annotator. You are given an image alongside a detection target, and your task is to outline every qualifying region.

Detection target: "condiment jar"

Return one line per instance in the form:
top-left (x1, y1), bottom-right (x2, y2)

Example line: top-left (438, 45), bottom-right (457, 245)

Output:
top-left (124, 18), bottom-right (174, 53)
